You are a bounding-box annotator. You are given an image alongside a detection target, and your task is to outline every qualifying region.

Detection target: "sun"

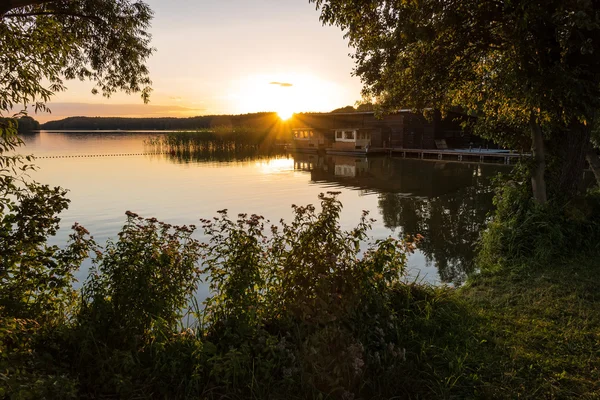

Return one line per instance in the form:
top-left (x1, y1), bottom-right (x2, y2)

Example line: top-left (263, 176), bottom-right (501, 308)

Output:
top-left (232, 74), bottom-right (342, 118)
top-left (277, 109), bottom-right (294, 121)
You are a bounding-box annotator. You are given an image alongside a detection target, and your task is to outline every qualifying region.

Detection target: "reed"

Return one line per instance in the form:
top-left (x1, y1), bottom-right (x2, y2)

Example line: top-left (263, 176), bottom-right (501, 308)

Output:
top-left (144, 126), bottom-right (289, 161)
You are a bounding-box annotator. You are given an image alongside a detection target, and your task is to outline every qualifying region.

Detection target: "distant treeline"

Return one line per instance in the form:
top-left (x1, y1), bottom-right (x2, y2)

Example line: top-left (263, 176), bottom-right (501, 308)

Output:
top-left (41, 112), bottom-right (289, 133)
top-left (331, 103), bottom-right (375, 113)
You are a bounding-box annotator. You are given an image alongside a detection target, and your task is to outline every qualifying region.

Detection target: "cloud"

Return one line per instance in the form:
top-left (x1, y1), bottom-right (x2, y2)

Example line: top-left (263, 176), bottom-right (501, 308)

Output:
top-left (169, 96), bottom-right (183, 102)
top-left (269, 81), bottom-right (293, 87)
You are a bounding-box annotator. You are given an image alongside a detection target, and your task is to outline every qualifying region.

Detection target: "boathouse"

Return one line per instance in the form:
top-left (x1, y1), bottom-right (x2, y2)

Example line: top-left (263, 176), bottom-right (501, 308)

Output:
top-left (291, 128), bottom-right (329, 151)
top-left (329, 127), bottom-right (380, 154)
top-left (291, 110), bottom-right (486, 151)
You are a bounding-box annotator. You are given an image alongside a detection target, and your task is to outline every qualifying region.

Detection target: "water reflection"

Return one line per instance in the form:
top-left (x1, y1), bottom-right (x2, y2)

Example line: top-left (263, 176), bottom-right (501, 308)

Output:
top-left (163, 147), bottom-right (289, 164)
top-left (293, 153), bottom-right (507, 284)
top-left (21, 131), bottom-right (511, 286)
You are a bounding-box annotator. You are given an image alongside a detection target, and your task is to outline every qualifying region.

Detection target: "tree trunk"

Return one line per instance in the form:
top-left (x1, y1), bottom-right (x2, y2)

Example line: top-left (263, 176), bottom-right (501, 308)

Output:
top-left (550, 119), bottom-right (591, 199)
top-left (586, 145), bottom-right (600, 186)
top-left (529, 113), bottom-right (547, 204)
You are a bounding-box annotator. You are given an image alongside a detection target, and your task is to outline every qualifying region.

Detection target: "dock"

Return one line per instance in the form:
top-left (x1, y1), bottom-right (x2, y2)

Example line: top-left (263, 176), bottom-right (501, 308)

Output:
top-left (383, 148), bottom-right (523, 165)
top-left (296, 146), bottom-right (525, 165)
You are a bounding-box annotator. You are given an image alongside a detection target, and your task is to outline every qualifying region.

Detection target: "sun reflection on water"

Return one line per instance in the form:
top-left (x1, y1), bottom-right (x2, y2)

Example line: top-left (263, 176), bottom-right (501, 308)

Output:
top-left (257, 158), bottom-right (295, 174)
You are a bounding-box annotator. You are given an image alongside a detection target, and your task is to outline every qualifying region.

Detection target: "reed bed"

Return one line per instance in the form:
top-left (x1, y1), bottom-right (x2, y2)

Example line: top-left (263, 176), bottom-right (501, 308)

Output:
top-left (144, 127), bottom-right (288, 161)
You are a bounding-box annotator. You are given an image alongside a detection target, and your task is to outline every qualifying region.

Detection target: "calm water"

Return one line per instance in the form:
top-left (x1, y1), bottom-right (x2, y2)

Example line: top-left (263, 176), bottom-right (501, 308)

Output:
top-left (20, 131), bottom-right (509, 295)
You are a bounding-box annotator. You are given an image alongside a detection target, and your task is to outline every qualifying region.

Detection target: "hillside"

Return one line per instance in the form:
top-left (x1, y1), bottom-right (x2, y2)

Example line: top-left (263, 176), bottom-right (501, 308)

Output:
top-left (40, 112), bottom-right (285, 131)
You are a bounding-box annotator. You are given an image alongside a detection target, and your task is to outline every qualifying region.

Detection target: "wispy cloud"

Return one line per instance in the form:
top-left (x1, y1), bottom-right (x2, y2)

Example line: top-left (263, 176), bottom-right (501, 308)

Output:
top-left (269, 81), bottom-right (293, 87)
top-left (169, 96), bottom-right (183, 102)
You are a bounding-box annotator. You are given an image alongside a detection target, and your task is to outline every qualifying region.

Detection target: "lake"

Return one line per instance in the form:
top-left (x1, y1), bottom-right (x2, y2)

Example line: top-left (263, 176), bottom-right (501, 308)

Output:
top-left (20, 131), bottom-right (509, 297)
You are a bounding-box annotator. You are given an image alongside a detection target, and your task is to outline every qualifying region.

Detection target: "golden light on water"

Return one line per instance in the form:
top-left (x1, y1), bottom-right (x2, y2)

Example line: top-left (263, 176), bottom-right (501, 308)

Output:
top-left (257, 158), bottom-right (295, 174)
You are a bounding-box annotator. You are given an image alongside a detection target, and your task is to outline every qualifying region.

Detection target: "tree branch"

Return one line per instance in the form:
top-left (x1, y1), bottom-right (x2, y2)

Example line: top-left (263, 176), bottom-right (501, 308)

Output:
top-left (0, 0), bottom-right (56, 17)
top-left (3, 10), bottom-right (104, 22)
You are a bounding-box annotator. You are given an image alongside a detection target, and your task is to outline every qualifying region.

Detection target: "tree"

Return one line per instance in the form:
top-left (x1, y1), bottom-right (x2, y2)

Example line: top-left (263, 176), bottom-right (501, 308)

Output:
top-left (312, 0), bottom-right (600, 202)
top-left (331, 105), bottom-right (356, 113)
top-left (1, 0), bottom-right (154, 320)
top-left (16, 115), bottom-right (40, 132)
top-left (0, 0), bottom-right (154, 116)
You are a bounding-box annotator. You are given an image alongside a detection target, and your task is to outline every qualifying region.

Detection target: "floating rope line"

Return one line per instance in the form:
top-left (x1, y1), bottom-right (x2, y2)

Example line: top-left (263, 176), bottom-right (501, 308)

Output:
top-left (36, 152), bottom-right (169, 159)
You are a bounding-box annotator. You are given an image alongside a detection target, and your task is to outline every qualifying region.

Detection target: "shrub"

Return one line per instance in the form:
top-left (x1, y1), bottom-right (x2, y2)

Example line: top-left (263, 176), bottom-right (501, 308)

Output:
top-left (478, 164), bottom-right (600, 271)
top-left (1, 124), bottom-right (473, 399)
top-left (196, 192), bottom-right (420, 398)
top-left (1, 120), bottom-right (92, 398)
top-left (79, 213), bottom-right (203, 345)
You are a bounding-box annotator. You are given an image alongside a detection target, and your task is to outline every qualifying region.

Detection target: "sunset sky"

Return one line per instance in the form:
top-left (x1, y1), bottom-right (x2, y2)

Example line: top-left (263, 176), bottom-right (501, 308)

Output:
top-left (36, 0), bottom-right (362, 123)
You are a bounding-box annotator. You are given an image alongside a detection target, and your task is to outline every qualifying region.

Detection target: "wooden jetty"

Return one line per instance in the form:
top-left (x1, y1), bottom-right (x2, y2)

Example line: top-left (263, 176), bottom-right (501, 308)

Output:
top-left (383, 148), bottom-right (523, 165)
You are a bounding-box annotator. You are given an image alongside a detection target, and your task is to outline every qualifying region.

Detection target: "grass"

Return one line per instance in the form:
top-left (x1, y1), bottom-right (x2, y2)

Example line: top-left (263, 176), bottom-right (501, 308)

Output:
top-left (145, 127), bottom-right (284, 151)
top-left (457, 254), bottom-right (600, 399)
top-left (144, 128), bottom-right (290, 162)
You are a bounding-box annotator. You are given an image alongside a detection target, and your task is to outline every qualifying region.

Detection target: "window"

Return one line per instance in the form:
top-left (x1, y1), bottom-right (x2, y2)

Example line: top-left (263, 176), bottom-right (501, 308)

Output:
top-left (344, 130), bottom-right (355, 140)
top-left (310, 131), bottom-right (314, 137)
top-left (336, 130), bottom-right (343, 139)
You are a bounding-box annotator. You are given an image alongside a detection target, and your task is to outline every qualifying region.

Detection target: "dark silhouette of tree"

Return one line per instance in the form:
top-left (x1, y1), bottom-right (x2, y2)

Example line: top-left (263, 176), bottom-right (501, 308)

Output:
top-left (16, 116), bottom-right (40, 132)
top-left (331, 105), bottom-right (356, 113)
top-left (40, 113), bottom-right (291, 139)
top-left (1, 0), bottom-right (153, 117)
top-left (312, 0), bottom-right (600, 199)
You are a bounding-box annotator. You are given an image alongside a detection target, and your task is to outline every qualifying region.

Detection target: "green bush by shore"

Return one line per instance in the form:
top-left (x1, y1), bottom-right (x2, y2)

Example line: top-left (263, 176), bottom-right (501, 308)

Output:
top-left (2, 192), bottom-right (600, 399)
top-left (2, 129), bottom-right (600, 399)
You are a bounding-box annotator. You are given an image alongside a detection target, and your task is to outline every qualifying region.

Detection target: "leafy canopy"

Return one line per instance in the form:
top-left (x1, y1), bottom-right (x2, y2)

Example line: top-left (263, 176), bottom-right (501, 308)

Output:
top-left (312, 0), bottom-right (600, 147)
top-left (0, 0), bottom-right (154, 115)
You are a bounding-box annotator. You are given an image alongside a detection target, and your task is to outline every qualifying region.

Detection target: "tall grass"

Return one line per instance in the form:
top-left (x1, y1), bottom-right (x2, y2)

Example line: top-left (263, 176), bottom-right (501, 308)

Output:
top-left (146, 127), bottom-right (280, 150)
top-left (144, 126), bottom-right (290, 162)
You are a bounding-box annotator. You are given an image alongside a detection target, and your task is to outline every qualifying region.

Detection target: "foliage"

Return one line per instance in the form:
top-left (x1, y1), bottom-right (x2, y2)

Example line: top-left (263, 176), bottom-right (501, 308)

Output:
top-left (0, 155), bottom-right (477, 399)
top-left (143, 127), bottom-right (289, 163)
top-left (331, 105), bottom-right (356, 113)
top-left (0, 113), bottom-right (92, 399)
top-left (0, 121), bottom-right (92, 323)
top-left (478, 164), bottom-right (600, 271)
top-left (0, 186), bottom-right (92, 321)
top-left (313, 0), bottom-right (600, 133)
top-left (41, 112), bottom-right (292, 134)
top-left (0, 118), bottom-right (31, 203)
top-left (16, 116), bottom-right (40, 132)
top-left (312, 0), bottom-right (600, 200)
top-left (196, 193), bottom-right (418, 397)
top-left (80, 213), bottom-right (203, 344)
top-left (158, 127), bottom-right (281, 152)
top-left (0, 0), bottom-right (154, 114)
top-left (2, 117), bottom-right (600, 398)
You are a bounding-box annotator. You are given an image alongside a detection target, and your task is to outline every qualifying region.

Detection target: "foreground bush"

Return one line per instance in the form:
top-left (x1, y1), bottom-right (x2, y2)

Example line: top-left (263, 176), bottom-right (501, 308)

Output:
top-left (4, 126), bottom-right (600, 398)
top-left (1, 176), bottom-right (477, 399)
top-left (478, 165), bottom-right (600, 271)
